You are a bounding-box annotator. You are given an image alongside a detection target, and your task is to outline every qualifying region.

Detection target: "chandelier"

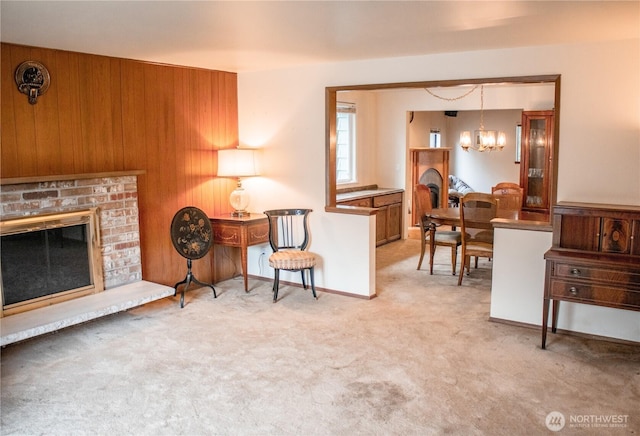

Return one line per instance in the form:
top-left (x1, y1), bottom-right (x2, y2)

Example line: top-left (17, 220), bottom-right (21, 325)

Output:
top-left (459, 85), bottom-right (505, 152)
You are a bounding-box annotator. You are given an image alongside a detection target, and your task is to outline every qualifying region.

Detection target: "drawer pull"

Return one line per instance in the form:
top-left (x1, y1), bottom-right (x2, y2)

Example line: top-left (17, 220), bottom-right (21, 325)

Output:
top-left (569, 286), bottom-right (579, 295)
top-left (570, 268), bottom-right (581, 276)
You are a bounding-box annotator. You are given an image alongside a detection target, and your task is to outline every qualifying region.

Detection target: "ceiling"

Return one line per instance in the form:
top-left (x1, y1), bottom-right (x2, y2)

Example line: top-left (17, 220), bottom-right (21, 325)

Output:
top-left (1, 1), bottom-right (638, 73)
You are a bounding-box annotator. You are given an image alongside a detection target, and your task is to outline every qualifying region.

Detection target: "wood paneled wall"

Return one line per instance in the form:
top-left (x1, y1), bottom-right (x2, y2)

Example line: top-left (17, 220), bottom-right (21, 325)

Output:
top-left (1, 43), bottom-right (239, 286)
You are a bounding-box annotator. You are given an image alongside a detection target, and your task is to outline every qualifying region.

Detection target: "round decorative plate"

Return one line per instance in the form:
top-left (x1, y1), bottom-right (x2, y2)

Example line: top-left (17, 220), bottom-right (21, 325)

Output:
top-left (170, 207), bottom-right (212, 260)
top-left (15, 61), bottom-right (50, 104)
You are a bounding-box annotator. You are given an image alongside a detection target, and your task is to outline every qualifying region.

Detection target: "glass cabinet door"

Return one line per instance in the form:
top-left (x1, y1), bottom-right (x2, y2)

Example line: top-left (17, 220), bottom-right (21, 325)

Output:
top-left (520, 110), bottom-right (554, 213)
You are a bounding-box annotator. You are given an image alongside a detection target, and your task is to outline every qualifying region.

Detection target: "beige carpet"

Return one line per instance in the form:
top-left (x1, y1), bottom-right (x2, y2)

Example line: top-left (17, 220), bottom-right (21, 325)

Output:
top-left (1, 239), bottom-right (638, 435)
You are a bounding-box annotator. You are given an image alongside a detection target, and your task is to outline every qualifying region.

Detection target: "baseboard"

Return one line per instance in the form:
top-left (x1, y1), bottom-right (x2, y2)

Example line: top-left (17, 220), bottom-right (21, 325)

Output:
top-left (489, 316), bottom-right (640, 347)
top-left (248, 275), bottom-right (376, 299)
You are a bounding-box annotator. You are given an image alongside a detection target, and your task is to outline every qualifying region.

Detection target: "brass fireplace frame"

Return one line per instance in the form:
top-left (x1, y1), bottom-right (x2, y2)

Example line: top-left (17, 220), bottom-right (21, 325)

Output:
top-left (0, 208), bottom-right (104, 317)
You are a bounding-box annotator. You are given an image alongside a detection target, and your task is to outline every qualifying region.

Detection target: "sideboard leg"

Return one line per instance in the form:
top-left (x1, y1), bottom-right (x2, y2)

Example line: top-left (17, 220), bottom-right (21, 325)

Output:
top-left (551, 299), bottom-right (560, 334)
top-left (542, 298), bottom-right (550, 349)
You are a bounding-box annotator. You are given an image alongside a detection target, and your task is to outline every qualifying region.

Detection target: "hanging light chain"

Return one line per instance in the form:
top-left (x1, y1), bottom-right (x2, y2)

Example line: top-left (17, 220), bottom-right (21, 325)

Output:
top-left (426, 84), bottom-right (504, 153)
top-left (424, 85), bottom-right (479, 101)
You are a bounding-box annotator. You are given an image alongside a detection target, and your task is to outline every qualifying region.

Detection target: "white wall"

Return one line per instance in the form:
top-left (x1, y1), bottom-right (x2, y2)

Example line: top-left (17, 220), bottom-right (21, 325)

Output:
top-left (238, 39), bottom-right (640, 301)
top-left (491, 228), bottom-right (552, 327)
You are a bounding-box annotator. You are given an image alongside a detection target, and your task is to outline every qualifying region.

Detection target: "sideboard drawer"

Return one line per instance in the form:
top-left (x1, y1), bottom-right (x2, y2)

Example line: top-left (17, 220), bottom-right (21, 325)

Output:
top-left (554, 262), bottom-right (640, 286)
top-left (549, 279), bottom-right (640, 309)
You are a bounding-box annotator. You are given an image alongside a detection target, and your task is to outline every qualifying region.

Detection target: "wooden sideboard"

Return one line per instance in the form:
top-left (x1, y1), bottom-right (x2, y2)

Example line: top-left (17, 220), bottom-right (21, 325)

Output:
top-left (542, 202), bottom-right (640, 349)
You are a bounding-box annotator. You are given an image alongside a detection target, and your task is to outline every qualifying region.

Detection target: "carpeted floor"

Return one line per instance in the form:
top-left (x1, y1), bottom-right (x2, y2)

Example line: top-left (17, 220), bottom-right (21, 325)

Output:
top-left (1, 239), bottom-right (638, 435)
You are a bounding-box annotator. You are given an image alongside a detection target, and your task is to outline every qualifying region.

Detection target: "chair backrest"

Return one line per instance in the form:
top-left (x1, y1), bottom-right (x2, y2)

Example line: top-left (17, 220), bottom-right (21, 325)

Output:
top-left (413, 184), bottom-right (433, 227)
top-left (491, 182), bottom-right (522, 194)
top-left (264, 209), bottom-right (312, 253)
top-left (460, 193), bottom-right (499, 244)
top-left (491, 182), bottom-right (523, 211)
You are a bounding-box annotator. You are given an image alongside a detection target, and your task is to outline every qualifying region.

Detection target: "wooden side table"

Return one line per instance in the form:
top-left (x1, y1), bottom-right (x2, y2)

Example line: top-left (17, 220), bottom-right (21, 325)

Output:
top-left (209, 214), bottom-right (269, 292)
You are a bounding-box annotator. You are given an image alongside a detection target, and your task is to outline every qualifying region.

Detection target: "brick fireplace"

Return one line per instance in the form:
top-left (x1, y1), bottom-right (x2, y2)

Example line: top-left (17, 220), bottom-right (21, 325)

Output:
top-left (1, 172), bottom-right (144, 312)
top-left (0, 171), bottom-right (177, 346)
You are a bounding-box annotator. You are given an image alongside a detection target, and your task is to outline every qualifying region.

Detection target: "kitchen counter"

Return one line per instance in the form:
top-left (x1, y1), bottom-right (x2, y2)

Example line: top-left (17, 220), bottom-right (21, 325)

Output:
top-left (336, 187), bottom-right (404, 203)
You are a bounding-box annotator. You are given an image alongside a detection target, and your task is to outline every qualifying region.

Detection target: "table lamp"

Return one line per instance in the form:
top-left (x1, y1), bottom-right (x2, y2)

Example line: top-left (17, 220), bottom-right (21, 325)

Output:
top-left (217, 148), bottom-right (260, 217)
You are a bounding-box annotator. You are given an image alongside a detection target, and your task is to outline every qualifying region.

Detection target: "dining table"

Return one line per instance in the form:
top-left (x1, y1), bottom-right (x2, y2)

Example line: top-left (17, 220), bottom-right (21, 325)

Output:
top-left (426, 207), bottom-right (548, 275)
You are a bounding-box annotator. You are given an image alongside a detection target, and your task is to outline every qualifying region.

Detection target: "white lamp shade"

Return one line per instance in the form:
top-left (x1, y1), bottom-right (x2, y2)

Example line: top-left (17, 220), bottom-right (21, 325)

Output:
top-left (497, 131), bottom-right (507, 148)
top-left (460, 131), bottom-right (471, 150)
top-left (217, 148), bottom-right (260, 177)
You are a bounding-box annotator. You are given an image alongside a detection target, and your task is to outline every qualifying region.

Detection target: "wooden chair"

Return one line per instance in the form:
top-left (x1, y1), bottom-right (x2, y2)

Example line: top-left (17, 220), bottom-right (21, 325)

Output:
top-left (414, 184), bottom-right (461, 275)
top-left (491, 182), bottom-right (523, 211)
top-left (264, 209), bottom-right (318, 302)
top-left (458, 193), bottom-right (498, 286)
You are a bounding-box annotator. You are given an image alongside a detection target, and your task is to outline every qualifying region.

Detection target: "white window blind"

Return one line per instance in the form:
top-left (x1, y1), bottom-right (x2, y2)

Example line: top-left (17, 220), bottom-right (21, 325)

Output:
top-left (336, 102), bottom-right (356, 184)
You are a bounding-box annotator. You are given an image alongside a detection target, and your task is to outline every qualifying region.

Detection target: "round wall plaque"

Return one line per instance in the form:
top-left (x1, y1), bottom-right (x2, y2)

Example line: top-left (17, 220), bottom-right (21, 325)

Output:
top-left (15, 61), bottom-right (50, 104)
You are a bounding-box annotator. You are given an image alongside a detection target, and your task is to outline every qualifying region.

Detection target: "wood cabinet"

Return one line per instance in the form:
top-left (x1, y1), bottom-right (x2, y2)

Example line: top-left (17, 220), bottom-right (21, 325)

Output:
top-left (337, 189), bottom-right (404, 246)
top-left (520, 111), bottom-right (554, 213)
top-left (542, 202), bottom-right (640, 349)
top-left (373, 192), bottom-right (403, 246)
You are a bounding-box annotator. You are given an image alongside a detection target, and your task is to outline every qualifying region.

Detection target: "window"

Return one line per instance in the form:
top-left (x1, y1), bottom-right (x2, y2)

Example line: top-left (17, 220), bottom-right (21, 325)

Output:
top-left (336, 102), bottom-right (356, 184)
top-left (429, 129), bottom-right (441, 148)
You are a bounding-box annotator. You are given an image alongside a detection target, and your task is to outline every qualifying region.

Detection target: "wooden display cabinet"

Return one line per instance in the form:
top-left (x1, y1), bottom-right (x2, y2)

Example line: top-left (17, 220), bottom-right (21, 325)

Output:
top-left (519, 110), bottom-right (554, 213)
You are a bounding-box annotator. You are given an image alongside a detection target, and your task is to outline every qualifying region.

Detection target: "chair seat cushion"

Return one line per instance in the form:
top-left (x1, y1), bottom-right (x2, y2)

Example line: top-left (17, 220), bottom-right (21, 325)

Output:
top-left (269, 251), bottom-right (316, 270)
top-left (464, 243), bottom-right (493, 257)
top-left (431, 230), bottom-right (462, 245)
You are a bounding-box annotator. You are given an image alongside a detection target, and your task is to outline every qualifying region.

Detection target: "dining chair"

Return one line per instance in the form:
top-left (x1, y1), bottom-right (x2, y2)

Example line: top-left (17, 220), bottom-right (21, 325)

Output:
top-left (491, 182), bottom-right (523, 211)
top-left (263, 208), bottom-right (318, 302)
top-left (414, 184), bottom-right (461, 275)
top-left (458, 193), bottom-right (498, 286)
